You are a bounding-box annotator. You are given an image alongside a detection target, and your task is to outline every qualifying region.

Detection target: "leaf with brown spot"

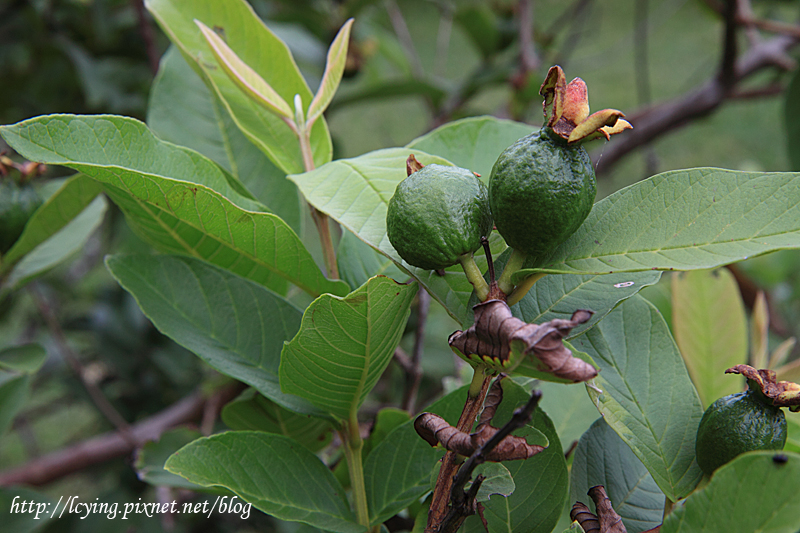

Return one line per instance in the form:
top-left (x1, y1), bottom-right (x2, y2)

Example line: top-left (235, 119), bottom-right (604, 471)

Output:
top-left (448, 299), bottom-right (597, 382)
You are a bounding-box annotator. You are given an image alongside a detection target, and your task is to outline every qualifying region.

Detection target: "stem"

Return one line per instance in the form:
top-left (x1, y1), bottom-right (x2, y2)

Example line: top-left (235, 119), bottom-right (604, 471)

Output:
top-left (295, 97), bottom-right (340, 280)
top-left (425, 366), bottom-right (493, 533)
top-left (458, 253), bottom-right (490, 302)
top-left (663, 497), bottom-right (675, 520)
top-left (506, 272), bottom-right (547, 306)
top-left (496, 248), bottom-right (527, 295)
top-left (340, 418), bottom-right (371, 529)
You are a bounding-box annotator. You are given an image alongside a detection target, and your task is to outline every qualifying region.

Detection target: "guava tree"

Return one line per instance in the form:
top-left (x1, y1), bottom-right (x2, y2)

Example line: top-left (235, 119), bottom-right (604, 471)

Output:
top-left (2, 1), bottom-right (800, 532)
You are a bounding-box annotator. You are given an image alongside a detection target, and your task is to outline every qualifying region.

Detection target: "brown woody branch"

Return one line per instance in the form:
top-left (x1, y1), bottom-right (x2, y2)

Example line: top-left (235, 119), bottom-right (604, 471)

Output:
top-left (0, 385), bottom-right (240, 487)
top-left (436, 382), bottom-right (543, 533)
top-left (594, 32), bottom-right (799, 175)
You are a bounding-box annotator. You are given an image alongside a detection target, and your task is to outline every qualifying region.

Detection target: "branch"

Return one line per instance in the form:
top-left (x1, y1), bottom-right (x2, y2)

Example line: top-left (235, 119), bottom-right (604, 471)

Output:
top-left (594, 32), bottom-right (799, 175)
top-left (437, 383), bottom-right (543, 533)
top-left (0, 385), bottom-right (240, 487)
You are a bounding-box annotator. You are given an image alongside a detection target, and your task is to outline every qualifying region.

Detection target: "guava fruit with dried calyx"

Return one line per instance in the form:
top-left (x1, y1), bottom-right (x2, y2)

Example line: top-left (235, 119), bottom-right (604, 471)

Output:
top-left (489, 128), bottom-right (595, 262)
top-left (0, 178), bottom-right (42, 254)
top-left (489, 65), bottom-right (631, 265)
top-left (387, 161), bottom-right (492, 271)
top-left (694, 364), bottom-right (800, 475)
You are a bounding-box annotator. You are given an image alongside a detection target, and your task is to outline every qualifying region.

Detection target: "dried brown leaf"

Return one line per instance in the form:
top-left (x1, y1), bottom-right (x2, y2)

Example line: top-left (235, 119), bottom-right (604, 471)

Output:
top-left (726, 364), bottom-right (800, 411)
top-left (448, 299), bottom-right (596, 382)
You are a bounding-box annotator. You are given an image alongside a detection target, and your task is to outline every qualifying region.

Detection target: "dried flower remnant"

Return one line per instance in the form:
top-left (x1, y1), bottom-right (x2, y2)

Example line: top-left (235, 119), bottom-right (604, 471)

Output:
top-left (570, 485), bottom-right (627, 533)
top-left (448, 299), bottom-right (596, 381)
top-left (540, 65), bottom-right (632, 144)
top-left (726, 364), bottom-right (800, 412)
top-left (414, 376), bottom-right (546, 461)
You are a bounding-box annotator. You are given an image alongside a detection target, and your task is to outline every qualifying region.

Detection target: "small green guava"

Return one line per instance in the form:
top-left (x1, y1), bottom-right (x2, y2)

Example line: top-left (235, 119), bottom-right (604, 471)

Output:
top-left (387, 164), bottom-right (492, 271)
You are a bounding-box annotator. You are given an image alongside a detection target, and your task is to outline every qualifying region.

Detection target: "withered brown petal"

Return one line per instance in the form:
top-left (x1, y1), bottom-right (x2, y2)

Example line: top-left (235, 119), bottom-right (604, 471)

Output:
top-left (406, 154), bottom-right (424, 176)
top-left (726, 364), bottom-right (800, 410)
top-left (448, 300), bottom-right (596, 382)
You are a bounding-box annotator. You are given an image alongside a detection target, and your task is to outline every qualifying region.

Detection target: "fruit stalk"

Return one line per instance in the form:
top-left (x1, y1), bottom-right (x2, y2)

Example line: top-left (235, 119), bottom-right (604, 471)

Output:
top-left (425, 366), bottom-right (492, 533)
top-left (458, 253), bottom-right (490, 301)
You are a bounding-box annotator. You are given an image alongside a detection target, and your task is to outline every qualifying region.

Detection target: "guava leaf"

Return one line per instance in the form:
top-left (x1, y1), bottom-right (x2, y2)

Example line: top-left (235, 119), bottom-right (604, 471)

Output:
top-left (1, 114), bottom-right (347, 298)
top-left (146, 0), bottom-right (332, 174)
top-left (280, 276), bottom-right (417, 421)
top-left (406, 116), bottom-right (534, 180)
top-left (106, 254), bottom-right (325, 417)
top-left (147, 46), bottom-right (302, 231)
top-left (572, 295), bottom-right (704, 501)
top-left (571, 418), bottom-right (664, 533)
top-left (671, 268), bottom-right (748, 407)
top-left (0, 175), bottom-right (101, 270)
top-left (661, 451), bottom-right (800, 533)
top-left (513, 168), bottom-right (800, 278)
top-left (307, 19), bottom-right (354, 126)
top-left (165, 432), bottom-right (364, 533)
top-left (221, 389), bottom-right (333, 451)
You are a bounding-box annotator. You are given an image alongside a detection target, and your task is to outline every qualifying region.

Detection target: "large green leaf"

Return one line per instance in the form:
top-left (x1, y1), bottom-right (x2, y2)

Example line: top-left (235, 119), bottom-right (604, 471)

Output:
top-left (515, 270), bottom-right (662, 338)
top-left (671, 268), bottom-right (747, 407)
top-left (463, 379), bottom-right (568, 533)
top-left (406, 115), bottom-right (534, 179)
top-left (571, 295), bottom-right (704, 501)
top-left (1, 114), bottom-right (347, 297)
top-left (0, 175), bottom-right (101, 269)
top-left (536, 380), bottom-right (600, 453)
top-left (105, 254), bottom-right (325, 417)
top-left (513, 168), bottom-right (800, 277)
top-left (571, 418), bottom-right (664, 533)
top-left (165, 431), bottom-right (363, 533)
top-left (3, 196), bottom-right (107, 291)
top-left (661, 451), bottom-right (800, 533)
top-left (363, 387), bottom-right (464, 525)
top-left (148, 46), bottom-right (302, 231)
top-left (221, 388), bottom-right (332, 451)
top-left (280, 275), bottom-right (417, 421)
top-left (134, 427), bottom-right (215, 491)
top-left (146, 0), bottom-right (332, 174)
top-left (336, 230), bottom-right (406, 291)
top-left (0, 344), bottom-right (46, 436)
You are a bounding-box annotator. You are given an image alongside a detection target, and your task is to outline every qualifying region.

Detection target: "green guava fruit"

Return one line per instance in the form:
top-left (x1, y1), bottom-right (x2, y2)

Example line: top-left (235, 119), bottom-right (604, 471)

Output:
top-left (488, 128), bottom-right (595, 262)
top-left (387, 164), bottom-right (492, 271)
top-left (695, 389), bottom-right (787, 475)
top-left (0, 179), bottom-right (42, 254)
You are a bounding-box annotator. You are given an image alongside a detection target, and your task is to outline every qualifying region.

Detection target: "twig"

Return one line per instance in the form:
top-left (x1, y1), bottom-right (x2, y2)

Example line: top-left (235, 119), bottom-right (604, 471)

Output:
top-left (425, 368), bottom-right (493, 533)
top-left (0, 391), bottom-right (206, 486)
top-left (386, 0), bottom-right (425, 78)
top-left (30, 283), bottom-right (138, 448)
top-left (402, 288), bottom-right (430, 413)
top-left (437, 387), bottom-right (543, 533)
top-left (130, 0), bottom-right (160, 76)
top-left (434, 2), bottom-right (454, 78)
top-left (719, 0), bottom-right (738, 90)
top-left (518, 0), bottom-right (539, 75)
top-left (594, 32), bottom-right (799, 175)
